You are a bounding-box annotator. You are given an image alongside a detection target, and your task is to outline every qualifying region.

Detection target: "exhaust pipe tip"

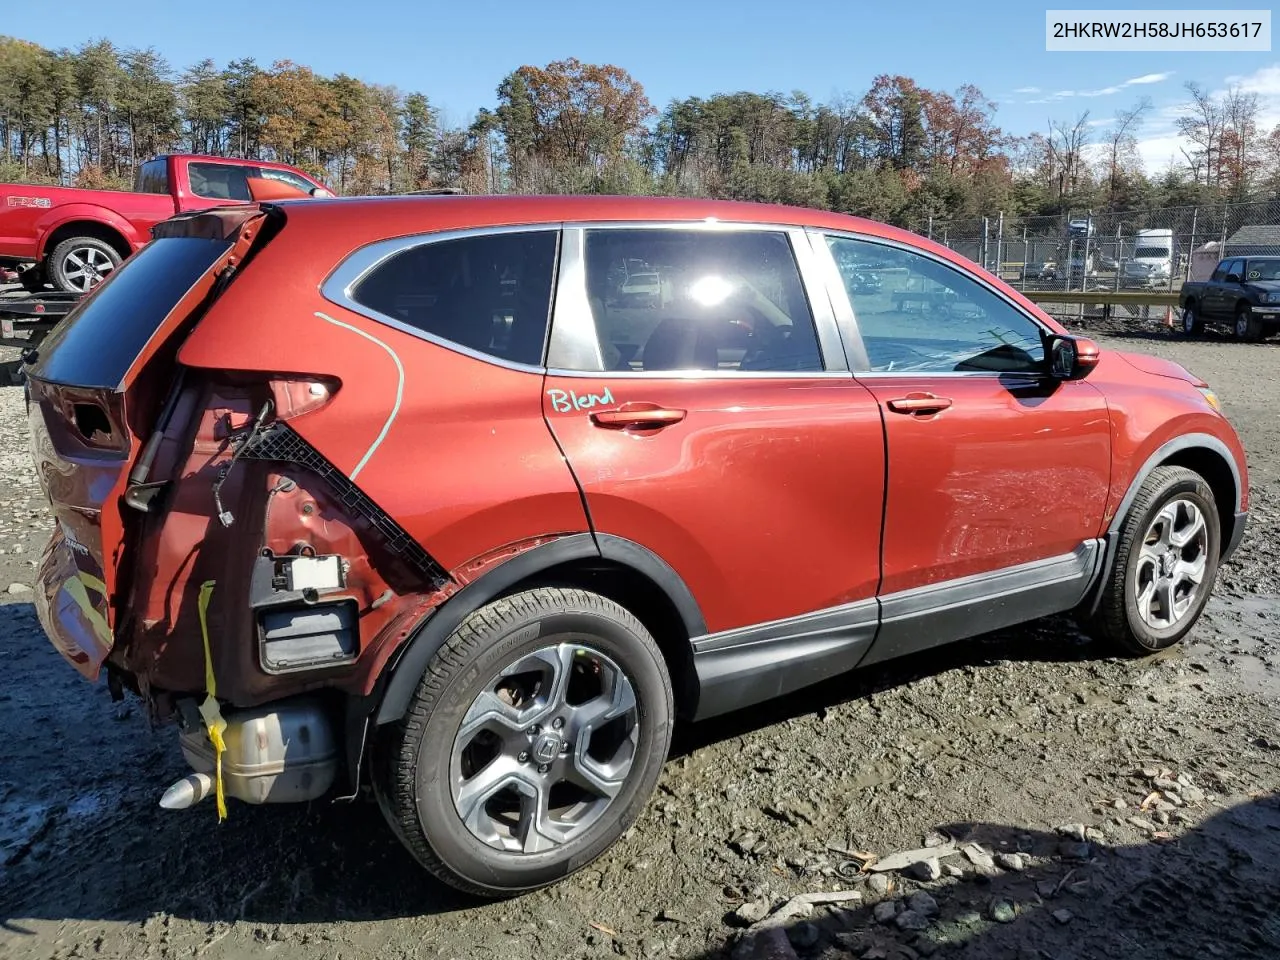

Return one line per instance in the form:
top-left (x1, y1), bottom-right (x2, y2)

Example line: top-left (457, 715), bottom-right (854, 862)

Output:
top-left (159, 772), bottom-right (216, 810)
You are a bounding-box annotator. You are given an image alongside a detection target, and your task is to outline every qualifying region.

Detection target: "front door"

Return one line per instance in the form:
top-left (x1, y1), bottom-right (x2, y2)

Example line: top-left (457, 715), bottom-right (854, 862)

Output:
top-left (819, 232), bottom-right (1112, 663)
top-left (543, 225), bottom-right (886, 715)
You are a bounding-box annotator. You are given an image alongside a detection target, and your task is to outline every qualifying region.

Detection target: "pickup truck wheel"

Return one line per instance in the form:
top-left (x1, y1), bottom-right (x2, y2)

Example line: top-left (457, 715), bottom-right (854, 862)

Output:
top-left (1085, 465), bottom-right (1221, 656)
top-left (372, 587), bottom-right (674, 897)
top-left (1181, 302), bottom-right (1203, 336)
top-left (1234, 304), bottom-right (1263, 342)
top-left (48, 237), bottom-right (121, 294)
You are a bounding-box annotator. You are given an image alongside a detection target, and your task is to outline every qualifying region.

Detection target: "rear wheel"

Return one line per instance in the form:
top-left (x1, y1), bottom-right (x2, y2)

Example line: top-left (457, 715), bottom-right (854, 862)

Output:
top-left (373, 587), bottom-right (674, 897)
top-left (47, 237), bottom-right (121, 293)
top-left (1086, 466), bottom-right (1220, 655)
top-left (1181, 301), bottom-right (1202, 336)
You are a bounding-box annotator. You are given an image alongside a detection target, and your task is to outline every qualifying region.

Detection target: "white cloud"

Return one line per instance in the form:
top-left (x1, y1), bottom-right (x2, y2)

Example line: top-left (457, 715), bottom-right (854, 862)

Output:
top-left (1014, 86), bottom-right (1041, 94)
top-left (1030, 72), bottom-right (1174, 103)
top-left (1223, 63), bottom-right (1280, 96)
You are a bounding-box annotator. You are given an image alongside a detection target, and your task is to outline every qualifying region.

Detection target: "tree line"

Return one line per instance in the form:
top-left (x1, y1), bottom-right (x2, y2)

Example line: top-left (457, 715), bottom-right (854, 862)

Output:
top-left (1, 35), bottom-right (1276, 233)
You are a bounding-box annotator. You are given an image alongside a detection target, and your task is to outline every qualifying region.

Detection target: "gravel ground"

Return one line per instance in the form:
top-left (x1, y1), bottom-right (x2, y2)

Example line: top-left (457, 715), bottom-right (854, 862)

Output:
top-left (1, 321), bottom-right (1279, 960)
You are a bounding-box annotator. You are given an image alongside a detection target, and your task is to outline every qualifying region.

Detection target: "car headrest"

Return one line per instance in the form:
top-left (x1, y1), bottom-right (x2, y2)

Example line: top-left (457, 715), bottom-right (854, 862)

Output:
top-left (642, 316), bottom-right (721, 371)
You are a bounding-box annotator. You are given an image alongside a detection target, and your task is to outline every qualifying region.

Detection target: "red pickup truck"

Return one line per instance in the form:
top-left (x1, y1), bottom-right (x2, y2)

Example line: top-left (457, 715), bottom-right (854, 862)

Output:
top-left (0, 154), bottom-right (331, 293)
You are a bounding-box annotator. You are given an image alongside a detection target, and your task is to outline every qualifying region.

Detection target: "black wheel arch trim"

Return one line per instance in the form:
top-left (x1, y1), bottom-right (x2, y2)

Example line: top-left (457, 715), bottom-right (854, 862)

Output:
top-left (1082, 434), bottom-right (1244, 617)
top-left (1106, 433), bottom-right (1243, 539)
top-left (369, 533), bottom-right (705, 728)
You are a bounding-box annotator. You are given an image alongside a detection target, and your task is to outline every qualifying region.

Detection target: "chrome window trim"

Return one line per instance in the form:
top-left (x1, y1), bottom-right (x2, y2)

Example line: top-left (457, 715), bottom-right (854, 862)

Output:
top-left (546, 221), bottom-right (843, 377)
top-left (808, 227), bottom-right (1056, 378)
top-left (319, 223), bottom-right (562, 375)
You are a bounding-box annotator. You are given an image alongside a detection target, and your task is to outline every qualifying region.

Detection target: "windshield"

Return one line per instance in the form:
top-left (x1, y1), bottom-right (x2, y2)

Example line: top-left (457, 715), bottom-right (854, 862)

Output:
top-left (1134, 247), bottom-right (1170, 259)
top-left (1244, 260), bottom-right (1280, 281)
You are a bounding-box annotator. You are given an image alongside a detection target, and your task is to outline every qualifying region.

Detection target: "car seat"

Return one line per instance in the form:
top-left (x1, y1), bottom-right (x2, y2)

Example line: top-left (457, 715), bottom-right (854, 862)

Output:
top-left (641, 316), bottom-right (722, 371)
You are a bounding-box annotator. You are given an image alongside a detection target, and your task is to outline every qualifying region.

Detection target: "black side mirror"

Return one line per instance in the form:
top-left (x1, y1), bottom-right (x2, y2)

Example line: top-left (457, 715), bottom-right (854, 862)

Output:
top-left (1046, 334), bottom-right (1100, 380)
top-left (1226, 273), bottom-right (1242, 283)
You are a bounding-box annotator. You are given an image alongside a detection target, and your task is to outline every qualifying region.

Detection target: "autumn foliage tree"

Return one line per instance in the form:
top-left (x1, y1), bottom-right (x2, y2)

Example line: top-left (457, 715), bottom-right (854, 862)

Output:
top-left (0, 36), bottom-right (1276, 230)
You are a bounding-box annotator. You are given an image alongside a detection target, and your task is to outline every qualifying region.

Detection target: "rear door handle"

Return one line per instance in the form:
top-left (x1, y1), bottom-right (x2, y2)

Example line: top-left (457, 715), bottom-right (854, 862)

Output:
top-left (590, 404), bottom-right (687, 429)
top-left (886, 393), bottom-right (953, 415)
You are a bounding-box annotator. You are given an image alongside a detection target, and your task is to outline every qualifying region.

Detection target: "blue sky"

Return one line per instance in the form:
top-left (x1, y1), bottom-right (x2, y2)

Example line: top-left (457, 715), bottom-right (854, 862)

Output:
top-left (6, 0), bottom-right (1277, 172)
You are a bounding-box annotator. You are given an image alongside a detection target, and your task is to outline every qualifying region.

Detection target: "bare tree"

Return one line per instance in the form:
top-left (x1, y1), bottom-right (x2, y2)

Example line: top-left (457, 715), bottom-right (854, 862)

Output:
top-left (1177, 81), bottom-right (1224, 189)
top-left (1048, 111), bottom-right (1090, 199)
top-left (1104, 98), bottom-right (1150, 202)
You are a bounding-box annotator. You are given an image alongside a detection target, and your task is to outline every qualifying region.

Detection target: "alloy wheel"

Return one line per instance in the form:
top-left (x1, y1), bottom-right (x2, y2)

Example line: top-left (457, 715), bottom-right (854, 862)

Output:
top-left (1134, 498), bottom-right (1209, 630)
top-left (60, 246), bottom-right (115, 292)
top-left (450, 642), bottom-right (639, 854)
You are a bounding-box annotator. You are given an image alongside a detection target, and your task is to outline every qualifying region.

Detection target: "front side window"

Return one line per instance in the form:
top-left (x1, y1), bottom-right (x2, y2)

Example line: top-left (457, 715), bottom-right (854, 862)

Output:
top-left (579, 229), bottom-right (823, 373)
top-left (349, 230), bottom-right (558, 367)
top-left (188, 162), bottom-right (252, 201)
top-left (826, 235), bottom-right (1045, 374)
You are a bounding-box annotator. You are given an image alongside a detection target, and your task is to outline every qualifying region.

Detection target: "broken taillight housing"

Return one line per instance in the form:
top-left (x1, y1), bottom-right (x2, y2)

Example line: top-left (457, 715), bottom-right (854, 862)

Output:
top-left (267, 377), bottom-right (341, 421)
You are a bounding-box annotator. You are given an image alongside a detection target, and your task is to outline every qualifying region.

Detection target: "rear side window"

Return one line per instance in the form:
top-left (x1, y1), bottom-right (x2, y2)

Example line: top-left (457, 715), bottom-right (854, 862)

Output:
top-left (349, 230), bottom-right (559, 367)
top-left (135, 159), bottom-right (168, 194)
top-left (577, 229), bottom-right (823, 373)
top-left (30, 237), bottom-right (232, 389)
top-left (188, 162), bottom-right (251, 201)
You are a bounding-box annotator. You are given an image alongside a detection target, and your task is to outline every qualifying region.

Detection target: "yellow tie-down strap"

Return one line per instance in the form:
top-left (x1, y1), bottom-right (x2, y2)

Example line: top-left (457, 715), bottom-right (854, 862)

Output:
top-left (62, 571), bottom-right (111, 649)
top-left (195, 580), bottom-right (228, 822)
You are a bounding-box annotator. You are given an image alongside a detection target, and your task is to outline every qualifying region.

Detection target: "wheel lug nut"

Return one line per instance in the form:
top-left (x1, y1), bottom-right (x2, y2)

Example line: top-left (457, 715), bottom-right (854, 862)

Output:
top-left (518, 751), bottom-right (529, 763)
top-left (537, 763), bottom-right (550, 774)
top-left (528, 725), bottom-right (541, 736)
top-left (552, 717), bottom-right (564, 730)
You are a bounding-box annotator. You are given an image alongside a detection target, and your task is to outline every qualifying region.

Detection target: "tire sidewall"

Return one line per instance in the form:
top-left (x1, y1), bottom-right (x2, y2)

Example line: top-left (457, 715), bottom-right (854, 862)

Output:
top-left (1182, 305), bottom-right (1196, 335)
top-left (1121, 476), bottom-right (1221, 650)
top-left (49, 238), bottom-right (121, 293)
top-left (410, 605), bottom-right (672, 893)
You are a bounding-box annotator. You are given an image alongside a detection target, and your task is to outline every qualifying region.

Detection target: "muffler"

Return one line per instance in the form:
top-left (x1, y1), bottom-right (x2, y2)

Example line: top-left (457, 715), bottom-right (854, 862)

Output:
top-left (160, 696), bottom-right (338, 809)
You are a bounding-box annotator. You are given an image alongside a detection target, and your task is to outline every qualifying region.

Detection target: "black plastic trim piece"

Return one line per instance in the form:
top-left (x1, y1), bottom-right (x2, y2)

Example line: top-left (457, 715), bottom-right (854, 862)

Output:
top-left (373, 534), bottom-right (599, 725)
top-left (237, 421), bottom-right (449, 588)
top-left (690, 599), bottom-right (878, 720)
top-left (1108, 433), bottom-right (1243, 535)
top-left (597, 534), bottom-right (708, 639)
top-left (862, 540), bottom-right (1101, 666)
top-left (1223, 509), bottom-right (1249, 563)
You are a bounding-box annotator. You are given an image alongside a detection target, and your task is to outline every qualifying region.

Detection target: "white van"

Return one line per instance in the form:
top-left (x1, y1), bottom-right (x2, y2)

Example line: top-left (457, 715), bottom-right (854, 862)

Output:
top-left (1122, 229), bottom-right (1177, 288)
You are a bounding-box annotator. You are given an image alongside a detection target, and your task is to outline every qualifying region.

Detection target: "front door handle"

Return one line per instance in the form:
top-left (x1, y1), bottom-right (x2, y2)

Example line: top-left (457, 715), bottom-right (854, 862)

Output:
top-left (590, 404), bottom-right (687, 429)
top-left (886, 393), bottom-right (953, 415)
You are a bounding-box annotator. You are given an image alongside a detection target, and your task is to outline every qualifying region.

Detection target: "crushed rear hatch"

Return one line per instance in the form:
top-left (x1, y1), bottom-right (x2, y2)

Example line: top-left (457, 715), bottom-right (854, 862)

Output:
top-left (26, 206), bottom-right (275, 679)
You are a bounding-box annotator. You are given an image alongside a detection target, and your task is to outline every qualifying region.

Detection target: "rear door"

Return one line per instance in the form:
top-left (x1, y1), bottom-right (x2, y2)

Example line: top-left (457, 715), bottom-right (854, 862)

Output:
top-left (814, 231), bottom-right (1112, 664)
top-left (542, 224), bottom-right (886, 712)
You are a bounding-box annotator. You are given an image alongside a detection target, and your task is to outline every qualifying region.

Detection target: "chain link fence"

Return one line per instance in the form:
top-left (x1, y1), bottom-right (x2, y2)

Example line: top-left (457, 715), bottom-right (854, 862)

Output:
top-left (928, 199), bottom-right (1280, 299)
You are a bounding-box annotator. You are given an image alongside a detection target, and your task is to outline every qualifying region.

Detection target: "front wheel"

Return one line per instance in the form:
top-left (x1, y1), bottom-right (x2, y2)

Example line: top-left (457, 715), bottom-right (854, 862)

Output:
top-left (1086, 465), bottom-right (1221, 655)
top-left (1235, 304), bottom-right (1263, 342)
top-left (373, 587), bottom-right (674, 897)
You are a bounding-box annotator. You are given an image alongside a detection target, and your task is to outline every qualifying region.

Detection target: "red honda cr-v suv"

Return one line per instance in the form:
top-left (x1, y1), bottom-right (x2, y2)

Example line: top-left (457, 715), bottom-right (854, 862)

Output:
top-left (25, 195), bottom-right (1248, 896)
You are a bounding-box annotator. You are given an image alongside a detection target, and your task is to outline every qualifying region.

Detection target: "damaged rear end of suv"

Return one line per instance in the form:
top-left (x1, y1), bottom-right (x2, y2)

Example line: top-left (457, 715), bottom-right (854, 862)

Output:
top-left (27, 202), bottom-right (458, 817)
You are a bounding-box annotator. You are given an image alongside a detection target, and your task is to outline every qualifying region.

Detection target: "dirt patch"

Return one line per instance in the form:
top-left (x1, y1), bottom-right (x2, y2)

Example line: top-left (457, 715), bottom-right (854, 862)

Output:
top-left (2, 327), bottom-right (1279, 960)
